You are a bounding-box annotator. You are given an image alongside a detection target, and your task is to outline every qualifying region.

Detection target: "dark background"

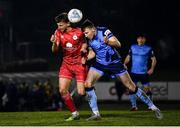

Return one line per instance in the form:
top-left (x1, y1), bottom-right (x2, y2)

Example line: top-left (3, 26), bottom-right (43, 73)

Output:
top-left (0, 0), bottom-right (179, 80)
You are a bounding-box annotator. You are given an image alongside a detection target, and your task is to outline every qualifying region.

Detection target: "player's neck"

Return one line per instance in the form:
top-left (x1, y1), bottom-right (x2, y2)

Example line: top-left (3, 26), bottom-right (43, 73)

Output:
top-left (92, 28), bottom-right (97, 39)
top-left (138, 43), bottom-right (145, 46)
top-left (65, 27), bottom-right (72, 33)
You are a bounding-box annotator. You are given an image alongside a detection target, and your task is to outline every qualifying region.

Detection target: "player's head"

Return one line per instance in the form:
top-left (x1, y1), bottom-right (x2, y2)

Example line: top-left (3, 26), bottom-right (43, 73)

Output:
top-left (137, 34), bottom-right (146, 45)
top-left (55, 12), bottom-right (71, 32)
top-left (81, 19), bottom-right (96, 40)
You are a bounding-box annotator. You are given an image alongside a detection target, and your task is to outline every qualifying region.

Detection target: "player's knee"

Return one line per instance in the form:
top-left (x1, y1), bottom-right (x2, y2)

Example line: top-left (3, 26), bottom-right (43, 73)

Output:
top-left (129, 85), bottom-right (138, 95)
top-left (59, 88), bottom-right (68, 96)
top-left (84, 82), bottom-right (93, 88)
top-left (124, 80), bottom-right (136, 92)
top-left (79, 92), bottom-right (85, 96)
top-left (143, 86), bottom-right (151, 93)
top-left (77, 90), bottom-right (85, 96)
top-left (129, 84), bottom-right (136, 92)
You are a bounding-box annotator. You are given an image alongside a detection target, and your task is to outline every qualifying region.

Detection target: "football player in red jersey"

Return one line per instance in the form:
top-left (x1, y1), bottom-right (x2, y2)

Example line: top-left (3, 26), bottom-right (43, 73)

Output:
top-left (50, 12), bottom-right (88, 121)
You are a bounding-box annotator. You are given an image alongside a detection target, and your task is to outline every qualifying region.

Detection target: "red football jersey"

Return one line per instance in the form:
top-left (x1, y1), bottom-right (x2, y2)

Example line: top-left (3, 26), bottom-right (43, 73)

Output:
top-left (55, 28), bottom-right (86, 64)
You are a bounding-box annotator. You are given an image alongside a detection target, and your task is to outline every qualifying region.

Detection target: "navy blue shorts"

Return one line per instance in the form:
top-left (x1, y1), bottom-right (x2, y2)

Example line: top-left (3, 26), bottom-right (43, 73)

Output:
top-left (130, 73), bottom-right (150, 86)
top-left (90, 62), bottom-right (127, 78)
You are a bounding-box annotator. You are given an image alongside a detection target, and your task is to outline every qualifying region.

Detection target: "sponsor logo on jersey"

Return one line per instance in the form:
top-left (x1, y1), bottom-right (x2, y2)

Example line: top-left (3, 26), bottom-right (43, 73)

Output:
top-left (66, 42), bottom-right (73, 48)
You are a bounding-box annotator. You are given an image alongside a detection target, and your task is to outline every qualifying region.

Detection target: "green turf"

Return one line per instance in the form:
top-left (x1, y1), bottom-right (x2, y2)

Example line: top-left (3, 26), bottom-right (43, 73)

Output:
top-left (0, 110), bottom-right (180, 126)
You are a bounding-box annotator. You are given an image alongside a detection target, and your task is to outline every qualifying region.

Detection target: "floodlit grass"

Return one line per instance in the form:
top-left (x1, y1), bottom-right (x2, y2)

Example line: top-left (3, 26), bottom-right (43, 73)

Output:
top-left (0, 110), bottom-right (179, 126)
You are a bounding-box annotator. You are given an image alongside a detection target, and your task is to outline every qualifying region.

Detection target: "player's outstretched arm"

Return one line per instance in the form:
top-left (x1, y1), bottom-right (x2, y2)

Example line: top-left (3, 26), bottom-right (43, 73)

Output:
top-left (124, 55), bottom-right (131, 69)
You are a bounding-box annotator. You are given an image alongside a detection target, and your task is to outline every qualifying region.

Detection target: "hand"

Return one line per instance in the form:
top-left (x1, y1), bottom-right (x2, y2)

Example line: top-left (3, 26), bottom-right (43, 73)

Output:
top-left (147, 68), bottom-right (154, 75)
top-left (80, 48), bottom-right (87, 54)
top-left (50, 34), bottom-right (56, 44)
top-left (81, 56), bottom-right (87, 64)
top-left (80, 49), bottom-right (87, 58)
top-left (104, 36), bottom-right (109, 44)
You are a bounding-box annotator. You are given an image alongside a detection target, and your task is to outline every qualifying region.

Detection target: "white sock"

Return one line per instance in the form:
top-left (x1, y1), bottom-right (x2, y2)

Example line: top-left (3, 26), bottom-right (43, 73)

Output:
top-left (72, 111), bottom-right (79, 116)
top-left (93, 111), bottom-right (100, 115)
top-left (149, 105), bottom-right (158, 111)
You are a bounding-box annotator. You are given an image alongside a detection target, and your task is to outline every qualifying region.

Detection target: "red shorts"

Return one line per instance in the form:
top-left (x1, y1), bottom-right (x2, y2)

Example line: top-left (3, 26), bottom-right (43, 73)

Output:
top-left (59, 63), bottom-right (88, 83)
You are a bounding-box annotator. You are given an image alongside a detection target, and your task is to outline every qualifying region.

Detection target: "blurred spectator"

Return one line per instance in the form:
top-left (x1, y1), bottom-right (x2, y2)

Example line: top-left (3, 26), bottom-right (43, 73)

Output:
top-left (51, 86), bottom-right (63, 111)
top-left (18, 81), bottom-right (29, 111)
top-left (0, 78), bottom-right (65, 112)
top-left (44, 78), bottom-right (54, 110)
top-left (4, 79), bottom-right (18, 111)
top-left (32, 80), bottom-right (46, 111)
top-left (156, 36), bottom-right (175, 61)
top-left (0, 79), bottom-right (6, 111)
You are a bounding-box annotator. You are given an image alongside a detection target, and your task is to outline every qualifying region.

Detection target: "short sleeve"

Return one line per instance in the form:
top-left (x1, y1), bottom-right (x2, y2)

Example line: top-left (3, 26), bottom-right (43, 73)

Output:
top-left (102, 27), bottom-right (113, 39)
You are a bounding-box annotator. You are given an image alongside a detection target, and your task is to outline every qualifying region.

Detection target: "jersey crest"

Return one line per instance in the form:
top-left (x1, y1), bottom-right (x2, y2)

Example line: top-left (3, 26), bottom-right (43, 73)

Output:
top-left (73, 34), bottom-right (78, 40)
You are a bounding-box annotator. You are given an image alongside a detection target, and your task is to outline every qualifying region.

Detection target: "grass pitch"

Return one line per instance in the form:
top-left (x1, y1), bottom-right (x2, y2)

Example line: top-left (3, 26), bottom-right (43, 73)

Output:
top-left (0, 109), bottom-right (180, 126)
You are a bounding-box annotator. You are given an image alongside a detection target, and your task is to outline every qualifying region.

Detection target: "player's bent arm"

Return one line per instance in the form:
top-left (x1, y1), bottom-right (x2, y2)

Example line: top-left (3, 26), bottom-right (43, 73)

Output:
top-left (80, 43), bottom-right (88, 54)
top-left (52, 43), bottom-right (59, 53)
top-left (150, 56), bottom-right (157, 71)
top-left (124, 55), bottom-right (131, 69)
top-left (107, 36), bottom-right (121, 48)
top-left (50, 35), bottom-right (59, 53)
top-left (87, 48), bottom-right (95, 60)
top-left (124, 55), bottom-right (131, 65)
top-left (81, 43), bottom-right (88, 64)
top-left (147, 56), bottom-right (157, 75)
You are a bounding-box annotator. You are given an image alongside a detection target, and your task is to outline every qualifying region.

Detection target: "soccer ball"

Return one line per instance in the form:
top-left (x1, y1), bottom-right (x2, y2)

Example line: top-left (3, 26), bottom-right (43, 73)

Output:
top-left (68, 8), bottom-right (83, 23)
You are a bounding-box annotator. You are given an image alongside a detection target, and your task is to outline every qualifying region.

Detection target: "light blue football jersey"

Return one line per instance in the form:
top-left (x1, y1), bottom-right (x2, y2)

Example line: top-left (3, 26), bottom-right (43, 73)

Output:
top-left (88, 27), bottom-right (121, 65)
top-left (129, 44), bottom-right (154, 74)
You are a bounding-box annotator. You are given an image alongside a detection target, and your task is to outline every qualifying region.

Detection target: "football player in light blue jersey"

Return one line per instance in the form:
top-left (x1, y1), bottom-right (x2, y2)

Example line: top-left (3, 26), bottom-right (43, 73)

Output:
top-left (124, 34), bottom-right (157, 111)
top-left (81, 20), bottom-right (162, 120)
top-left (87, 26), bottom-right (121, 66)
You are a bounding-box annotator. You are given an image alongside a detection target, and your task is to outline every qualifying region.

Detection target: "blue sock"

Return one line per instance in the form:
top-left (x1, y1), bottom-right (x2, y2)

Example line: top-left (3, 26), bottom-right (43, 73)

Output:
top-left (85, 88), bottom-right (99, 113)
top-left (136, 88), bottom-right (154, 107)
top-left (129, 94), bottom-right (137, 107)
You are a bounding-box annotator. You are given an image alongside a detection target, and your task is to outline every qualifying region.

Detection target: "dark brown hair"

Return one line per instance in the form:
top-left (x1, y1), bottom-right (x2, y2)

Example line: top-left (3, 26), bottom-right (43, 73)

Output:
top-left (55, 12), bottom-right (69, 23)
